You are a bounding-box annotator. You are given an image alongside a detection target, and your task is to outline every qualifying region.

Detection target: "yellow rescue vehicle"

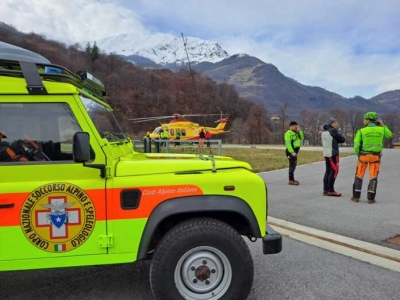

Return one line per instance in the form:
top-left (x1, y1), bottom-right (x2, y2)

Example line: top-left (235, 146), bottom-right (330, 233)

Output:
top-left (0, 42), bottom-right (281, 300)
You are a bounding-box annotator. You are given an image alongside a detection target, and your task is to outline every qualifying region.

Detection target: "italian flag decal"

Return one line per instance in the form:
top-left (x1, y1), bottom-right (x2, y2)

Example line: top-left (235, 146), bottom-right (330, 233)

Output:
top-left (54, 244), bottom-right (66, 252)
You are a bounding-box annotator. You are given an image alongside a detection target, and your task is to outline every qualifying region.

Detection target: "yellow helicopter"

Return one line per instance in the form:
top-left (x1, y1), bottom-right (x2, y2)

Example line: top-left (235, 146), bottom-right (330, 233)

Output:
top-left (130, 113), bottom-right (229, 140)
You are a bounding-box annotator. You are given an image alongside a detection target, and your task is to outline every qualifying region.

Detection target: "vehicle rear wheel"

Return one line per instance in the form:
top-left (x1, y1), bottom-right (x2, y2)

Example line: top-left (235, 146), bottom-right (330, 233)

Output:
top-left (149, 218), bottom-right (254, 300)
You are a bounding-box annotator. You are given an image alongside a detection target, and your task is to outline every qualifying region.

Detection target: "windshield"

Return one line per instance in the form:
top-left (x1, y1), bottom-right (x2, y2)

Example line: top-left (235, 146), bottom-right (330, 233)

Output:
top-left (80, 95), bottom-right (126, 142)
top-left (153, 127), bottom-right (162, 134)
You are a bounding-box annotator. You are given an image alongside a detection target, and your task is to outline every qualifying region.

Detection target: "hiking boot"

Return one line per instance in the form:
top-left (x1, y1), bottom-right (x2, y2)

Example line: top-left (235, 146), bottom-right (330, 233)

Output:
top-left (351, 197), bottom-right (359, 203)
top-left (288, 180), bottom-right (299, 186)
top-left (368, 199), bottom-right (376, 204)
top-left (326, 191), bottom-right (341, 197)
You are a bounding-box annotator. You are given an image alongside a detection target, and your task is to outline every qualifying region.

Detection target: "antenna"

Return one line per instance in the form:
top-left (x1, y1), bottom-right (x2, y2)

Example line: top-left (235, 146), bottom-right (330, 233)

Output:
top-left (180, 33), bottom-right (223, 117)
top-left (181, 33), bottom-right (198, 95)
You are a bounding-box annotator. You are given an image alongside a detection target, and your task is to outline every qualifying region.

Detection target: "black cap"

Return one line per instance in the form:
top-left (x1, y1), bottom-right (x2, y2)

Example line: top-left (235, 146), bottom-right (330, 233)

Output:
top-left (289, 121), bottom-right (298, 126)
top-left (326, 119), bottom-right (337, 126)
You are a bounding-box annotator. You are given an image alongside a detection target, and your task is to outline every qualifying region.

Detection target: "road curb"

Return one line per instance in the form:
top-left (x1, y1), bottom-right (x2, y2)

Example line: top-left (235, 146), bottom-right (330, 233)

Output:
top-left (268, 216), bottom-right (400, 273)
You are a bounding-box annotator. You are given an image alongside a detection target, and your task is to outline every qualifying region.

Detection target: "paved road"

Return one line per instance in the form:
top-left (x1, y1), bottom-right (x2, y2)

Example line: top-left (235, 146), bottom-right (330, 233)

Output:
top-left (2, 237), bottom-right (400, 300)
top-left (259, 149), bottom-right (400, 250)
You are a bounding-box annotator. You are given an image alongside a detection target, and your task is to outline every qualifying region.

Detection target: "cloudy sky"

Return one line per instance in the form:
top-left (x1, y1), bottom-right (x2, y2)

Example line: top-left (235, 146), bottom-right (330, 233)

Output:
top-left (3, 0), bottom-right (400, 98)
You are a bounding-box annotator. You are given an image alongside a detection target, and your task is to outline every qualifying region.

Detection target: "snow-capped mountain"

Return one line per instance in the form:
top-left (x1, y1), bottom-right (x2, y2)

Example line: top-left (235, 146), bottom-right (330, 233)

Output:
top-left (89, 33), bottom-right (229, 66)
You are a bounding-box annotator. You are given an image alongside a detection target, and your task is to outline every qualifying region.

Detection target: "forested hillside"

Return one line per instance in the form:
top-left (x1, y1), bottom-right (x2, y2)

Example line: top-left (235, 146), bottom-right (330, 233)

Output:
top-left (0, 23), bottom-right (270, 143)
top-left (2, 23), bottom-right (399, 145)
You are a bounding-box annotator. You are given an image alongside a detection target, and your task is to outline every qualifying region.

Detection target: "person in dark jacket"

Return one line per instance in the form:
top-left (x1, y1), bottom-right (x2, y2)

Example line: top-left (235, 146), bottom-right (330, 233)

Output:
top-left (321, 119), bottom-right (346, 196)
top-left (198, 128), bottom-right (206, 147)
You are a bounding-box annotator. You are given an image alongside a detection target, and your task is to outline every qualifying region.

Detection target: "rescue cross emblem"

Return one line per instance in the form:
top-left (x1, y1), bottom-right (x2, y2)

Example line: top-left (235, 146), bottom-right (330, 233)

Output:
top-left (20, 183), bottom-right (96, 253)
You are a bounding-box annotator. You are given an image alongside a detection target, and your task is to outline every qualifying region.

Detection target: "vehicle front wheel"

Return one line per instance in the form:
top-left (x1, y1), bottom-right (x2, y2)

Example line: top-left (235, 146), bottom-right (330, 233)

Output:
top-left (149, 218), bottom-right (254, 300)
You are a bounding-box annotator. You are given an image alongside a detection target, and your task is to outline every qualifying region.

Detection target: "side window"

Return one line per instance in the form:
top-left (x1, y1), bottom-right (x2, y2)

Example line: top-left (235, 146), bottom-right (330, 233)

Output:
top-left (0, 103), bottom-right (83, 162)
top-left (181, 129), bottom-right (186, 136)
top-left (170, 129), bottom-right (175, 136)
top-left (80, 95), bottom-right (125, 142)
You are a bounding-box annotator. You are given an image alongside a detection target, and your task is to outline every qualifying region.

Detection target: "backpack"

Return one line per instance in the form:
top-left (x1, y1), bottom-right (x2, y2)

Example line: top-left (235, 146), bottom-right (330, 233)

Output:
top-left (0, 142), bottom-right (28, 162)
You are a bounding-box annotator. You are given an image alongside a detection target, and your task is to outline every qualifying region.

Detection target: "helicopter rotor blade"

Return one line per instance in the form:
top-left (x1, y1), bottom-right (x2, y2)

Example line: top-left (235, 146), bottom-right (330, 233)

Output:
top-left (179, 113), bottom-right (228, 118)
top-left (128, 116), bottom-right (175, 122)
top-left (128, 113), bottom-right (229, 123)
top-left (129, 119), bottom-right (163, 124)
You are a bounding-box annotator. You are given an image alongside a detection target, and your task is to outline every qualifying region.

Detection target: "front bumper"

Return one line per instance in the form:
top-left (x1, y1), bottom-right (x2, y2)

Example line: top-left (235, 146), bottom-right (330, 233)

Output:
top-left (263, 225), bottom-right (282, 254)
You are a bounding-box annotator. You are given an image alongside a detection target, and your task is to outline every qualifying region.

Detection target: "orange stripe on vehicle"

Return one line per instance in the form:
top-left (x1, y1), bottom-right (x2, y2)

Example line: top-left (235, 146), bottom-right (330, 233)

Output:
top-left (1, 185), bottom-right (203, 226)
top-left (0, 189), bottom-right (106, 227)
top-left (107, 185), bottom-right (203, 220)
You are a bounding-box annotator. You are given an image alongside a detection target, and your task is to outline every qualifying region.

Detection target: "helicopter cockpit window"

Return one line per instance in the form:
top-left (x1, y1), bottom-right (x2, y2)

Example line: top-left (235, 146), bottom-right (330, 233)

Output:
top-left (153, 128), bottom-right (161, 134)
top-left (181, 129), bottom-right (186, 136)
top-left (80, 95), bottom-right (126, 143)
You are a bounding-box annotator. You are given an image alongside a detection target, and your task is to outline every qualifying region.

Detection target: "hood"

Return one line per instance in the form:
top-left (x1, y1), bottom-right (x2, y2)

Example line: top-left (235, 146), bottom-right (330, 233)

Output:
top-left (323, 124), bottom-right (330, 130)
top-left (116, 153), bottom-right (252, 177)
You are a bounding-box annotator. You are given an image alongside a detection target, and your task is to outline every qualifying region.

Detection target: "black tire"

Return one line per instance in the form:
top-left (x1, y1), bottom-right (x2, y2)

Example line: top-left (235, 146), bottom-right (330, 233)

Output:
top-left (149, 218), bottom-right (254, 300)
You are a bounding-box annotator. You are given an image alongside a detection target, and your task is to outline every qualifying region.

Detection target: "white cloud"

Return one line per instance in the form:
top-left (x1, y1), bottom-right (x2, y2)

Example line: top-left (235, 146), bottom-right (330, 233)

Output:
top-left (2, 0), bottom-right (148, 43)
top-left (219, 36), bottom-right (400, 98)
top-left (3, 0), bottom-right (400, 98)
top-left (132, 0), bottom-right (400, 50)
top-left (130, 0), bottom-right (400, 98)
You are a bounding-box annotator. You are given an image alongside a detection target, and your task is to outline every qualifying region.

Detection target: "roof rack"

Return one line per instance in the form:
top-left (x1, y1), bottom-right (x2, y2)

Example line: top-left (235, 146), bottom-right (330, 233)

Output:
top-left (0, 42), bottom-right (106, 100)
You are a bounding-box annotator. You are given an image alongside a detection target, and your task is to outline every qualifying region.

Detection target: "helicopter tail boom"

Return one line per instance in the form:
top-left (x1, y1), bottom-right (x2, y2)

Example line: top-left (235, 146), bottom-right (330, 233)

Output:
top-left (214, 118), bottom-right (228, 131)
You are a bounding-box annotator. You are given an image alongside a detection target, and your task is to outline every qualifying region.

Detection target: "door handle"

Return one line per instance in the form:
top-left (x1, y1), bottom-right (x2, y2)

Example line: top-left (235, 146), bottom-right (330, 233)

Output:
top-left (0, 203), bottom-right (14, 209)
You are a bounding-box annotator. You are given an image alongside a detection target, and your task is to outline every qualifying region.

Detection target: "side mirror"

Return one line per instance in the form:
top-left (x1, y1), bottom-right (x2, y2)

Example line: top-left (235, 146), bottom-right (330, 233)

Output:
top-left (73, 132), bottom-right (91, 163)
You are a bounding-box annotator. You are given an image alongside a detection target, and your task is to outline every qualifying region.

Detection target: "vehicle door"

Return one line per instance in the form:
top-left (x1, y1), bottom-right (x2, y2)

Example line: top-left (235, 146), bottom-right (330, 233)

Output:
top-left (0, 96), bottom-right (107, 261)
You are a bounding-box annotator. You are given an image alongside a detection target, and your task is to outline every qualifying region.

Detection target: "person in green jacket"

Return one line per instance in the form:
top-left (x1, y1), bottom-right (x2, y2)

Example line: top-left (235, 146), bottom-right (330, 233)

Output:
top-left (160, 128), bottom-right (169, 147)
top-left (174, 129), bottom-right (181, 146)
top-left (284, 121), bottom-right (304, 185)
top-left (352, 111), bottom-right (392, 204)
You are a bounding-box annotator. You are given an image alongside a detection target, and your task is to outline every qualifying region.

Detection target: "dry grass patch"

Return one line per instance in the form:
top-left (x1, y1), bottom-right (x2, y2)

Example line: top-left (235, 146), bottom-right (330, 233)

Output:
top-left (221, 148), bottom-right (353, 173)
top-left (134, 142), bottom-right (354, 173)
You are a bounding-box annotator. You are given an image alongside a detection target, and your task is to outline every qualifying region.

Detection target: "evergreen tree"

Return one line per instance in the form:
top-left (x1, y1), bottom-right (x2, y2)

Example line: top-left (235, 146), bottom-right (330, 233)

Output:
top-left (91, 42), bottom-right (100, 63)
top-left (84, 42), bottom-right (92, 56)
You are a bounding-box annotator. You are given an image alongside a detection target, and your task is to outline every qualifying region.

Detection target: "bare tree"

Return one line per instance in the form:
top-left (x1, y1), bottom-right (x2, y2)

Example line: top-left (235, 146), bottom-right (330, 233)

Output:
top-left (278, 103), bottom-right (289, 145)
top-left (347, 110), bottom-right (364, 144)
top-left (229, 118), bottom-right (245, 144)
top-left (243, 105), bottom-right (270, 144)
top-left (382, 112), bottom-right (400, 147)
top-left (303, 111), bottom-right (323, 145)
top-left (268, 118), bottom-right (282, 144)
top-left (299, 110), bottom-right (323, 145)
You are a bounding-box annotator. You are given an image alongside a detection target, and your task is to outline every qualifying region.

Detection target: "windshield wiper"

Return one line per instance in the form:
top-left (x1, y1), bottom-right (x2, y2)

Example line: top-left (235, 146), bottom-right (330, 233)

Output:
top-left (114, 132), bottom-right (126, 139)
top-left (102, 132), bottom-right (126, 143)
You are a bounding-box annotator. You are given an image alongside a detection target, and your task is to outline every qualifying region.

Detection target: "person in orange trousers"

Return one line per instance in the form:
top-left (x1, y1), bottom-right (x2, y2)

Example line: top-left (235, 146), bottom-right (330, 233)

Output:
top-left (352, 112), bottom-right (392, 204)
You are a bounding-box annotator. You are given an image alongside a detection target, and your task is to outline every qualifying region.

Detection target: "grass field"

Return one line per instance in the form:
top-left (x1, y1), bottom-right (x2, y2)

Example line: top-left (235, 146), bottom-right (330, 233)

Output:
top-left (138, 142), bottom-right (354, 173)
top-left (220, 148), bottom-right (354, 173)
top-left (112, 140), bottom-right (355, 173)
